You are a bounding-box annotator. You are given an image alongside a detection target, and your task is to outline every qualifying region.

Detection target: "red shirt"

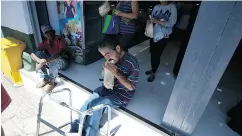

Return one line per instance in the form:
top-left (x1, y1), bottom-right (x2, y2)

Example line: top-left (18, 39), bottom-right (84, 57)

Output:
top-left (37, 36), bottom-right (67, 55)
top-left (1, 85), bottom-right (11, 113)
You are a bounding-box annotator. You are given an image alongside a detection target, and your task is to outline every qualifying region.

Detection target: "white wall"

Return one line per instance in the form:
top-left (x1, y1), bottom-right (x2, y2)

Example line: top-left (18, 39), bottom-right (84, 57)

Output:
top-left (1, 1), bottom-right (33, 34)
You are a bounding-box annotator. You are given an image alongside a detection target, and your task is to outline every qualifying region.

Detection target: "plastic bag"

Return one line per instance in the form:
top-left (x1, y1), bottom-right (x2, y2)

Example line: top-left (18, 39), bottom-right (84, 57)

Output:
top-left (144, 20), bottom-right (153, 38)
top-left (103, 60), bottom-right (115, 90)
top-left (102, 15), bottom-right (119, 34)
top-left (99, 1), bottom-right (111, 17)
top-left (153, 24), bottom-right (172, 43)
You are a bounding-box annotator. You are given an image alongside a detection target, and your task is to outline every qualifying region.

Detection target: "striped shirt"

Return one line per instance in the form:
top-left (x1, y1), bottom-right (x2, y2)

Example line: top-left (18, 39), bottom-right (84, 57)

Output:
top-left (118, 1), bottom-right (136, 34)
top-left (104, 53), bottom-right (139, 105)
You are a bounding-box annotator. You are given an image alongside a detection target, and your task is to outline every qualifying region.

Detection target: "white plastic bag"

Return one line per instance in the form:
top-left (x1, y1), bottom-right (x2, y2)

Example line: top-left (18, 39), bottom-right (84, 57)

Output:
top-left (103, 60), bottom-right (115, 90)
top-left (144, 20), bottom-right (153, 38)
top-left (99, 1), bottom-right (111, 17)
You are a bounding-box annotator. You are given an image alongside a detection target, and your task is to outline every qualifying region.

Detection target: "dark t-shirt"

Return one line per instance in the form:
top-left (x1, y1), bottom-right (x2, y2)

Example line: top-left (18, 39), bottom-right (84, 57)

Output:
top-left (66, 5), bottom-right (74, 18)
top-left (37, 36), bottom-right (67, 55)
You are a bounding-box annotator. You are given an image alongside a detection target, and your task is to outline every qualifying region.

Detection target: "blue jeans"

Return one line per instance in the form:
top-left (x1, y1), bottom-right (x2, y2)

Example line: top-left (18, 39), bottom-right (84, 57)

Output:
top-left (70, 86), bottom-right (123, 136)
top-left (35, 51), bottom-right (68, 80)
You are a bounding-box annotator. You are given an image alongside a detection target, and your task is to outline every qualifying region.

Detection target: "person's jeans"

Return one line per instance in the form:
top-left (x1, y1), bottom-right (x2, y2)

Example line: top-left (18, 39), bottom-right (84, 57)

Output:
top-left (35, 51), bottom-right (68, 80)
top-left (70, 86), bottom-right (123, 136)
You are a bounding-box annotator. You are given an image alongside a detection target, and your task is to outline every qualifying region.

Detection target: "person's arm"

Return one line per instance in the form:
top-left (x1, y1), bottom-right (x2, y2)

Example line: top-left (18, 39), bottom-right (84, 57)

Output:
top-left (105, 61), bottom-right (139, 91)
top-left (151, 4), bottom-right (177, 27)
top-left (64, 7), bottom-right (67, 17)
top-left (72, 8), bottom-right (75, 16)
top-left (46, 49), bottom-right (65, 63)
top-left (31, 52), bottom-right (40, 63)
top-left (165, 4), bottom-right (177, 27)
top-left (115, 1), bottom-right (139, 19)
top-left (71, 5), bottom-right (75, 16)
top-left (35, 41), bottom-right (67, 72)
top-left (31, 42), bottom-right (47, 64)
top-left (115, 72), bottom-right (134, 91)
top-left (151, 18), bottom-right (167, 27)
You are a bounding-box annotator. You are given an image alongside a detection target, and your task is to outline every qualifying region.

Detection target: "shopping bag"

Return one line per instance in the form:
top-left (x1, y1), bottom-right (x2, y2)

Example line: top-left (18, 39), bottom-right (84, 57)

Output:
top-left (102, 15), bottom-right (119, 34)
top-left (144, 20), bottom-right (153, 38)
top-left (99, 1), bottom-right (111, 17)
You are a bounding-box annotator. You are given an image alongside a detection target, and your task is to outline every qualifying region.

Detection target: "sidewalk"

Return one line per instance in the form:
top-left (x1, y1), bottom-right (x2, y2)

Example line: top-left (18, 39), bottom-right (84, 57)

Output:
top-left (1, 70), bottom-right (168, 136)
top-left (1, 74), bottom-right (71, 136)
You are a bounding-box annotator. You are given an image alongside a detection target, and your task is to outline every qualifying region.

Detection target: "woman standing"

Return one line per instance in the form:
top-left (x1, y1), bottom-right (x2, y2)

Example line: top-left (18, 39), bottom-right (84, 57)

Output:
top-left (146, 1), bottom-right (177, 82)
top-left (114, 0), bottom-right (139, 51)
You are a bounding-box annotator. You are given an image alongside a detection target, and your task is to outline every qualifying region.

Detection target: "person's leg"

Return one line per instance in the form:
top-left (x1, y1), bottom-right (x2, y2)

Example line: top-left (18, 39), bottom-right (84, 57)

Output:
top-left (147, 38), bottom-right (168, 82)
top-left (43, 58), bottom-right (68, 91)
top-left (48, 58), bottom-right (68, 79)
top-left (119, 33), bottom-right (134, 52)
top-left (84, 96), bottom-right (122, 136)
top-left (70, 86), bottom-right (105, 133)
top-left (35, 51), bottom-right (50, 77)
top-left (145, 38), bottom-right (161, 75)
top-left (35, 51), bottom-right (52, 88)
top-left (173, 30), bottom-right (189, 78)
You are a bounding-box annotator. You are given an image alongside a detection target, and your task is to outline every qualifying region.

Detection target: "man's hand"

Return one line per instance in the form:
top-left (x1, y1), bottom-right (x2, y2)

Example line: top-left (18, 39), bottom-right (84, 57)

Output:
top-left (35, 59), bottom-right (47, 73)
top-left (38, 59), bottom-right (47, 64)
top-left (114, 10), bottom-right (123, 16)
top-left (150, 18), bottom-right (168, 26)
top-left (36, 63), bottom-right (44, 73)
top-left (150, 17), bottom-right (159, 24)
top-left (105, 63), bottom-right (118, 76)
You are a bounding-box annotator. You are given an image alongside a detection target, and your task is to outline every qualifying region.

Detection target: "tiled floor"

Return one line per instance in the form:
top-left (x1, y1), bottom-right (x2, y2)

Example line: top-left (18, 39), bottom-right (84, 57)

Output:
top-left (1, 74), bottom-right (71, 136)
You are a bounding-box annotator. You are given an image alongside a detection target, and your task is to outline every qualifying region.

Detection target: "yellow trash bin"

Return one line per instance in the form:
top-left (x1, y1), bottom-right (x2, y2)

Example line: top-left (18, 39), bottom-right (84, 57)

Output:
top-left (1, 37), bottom-right (26, 86)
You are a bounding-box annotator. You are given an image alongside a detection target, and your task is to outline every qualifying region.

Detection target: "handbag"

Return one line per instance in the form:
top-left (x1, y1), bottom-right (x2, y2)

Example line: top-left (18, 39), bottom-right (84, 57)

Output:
top-left (102, 15), bottom-right (119, 34)
top-left (144, 20), bottom-right (153, 38)
top-left (99, 1), bottom-right (111, 17)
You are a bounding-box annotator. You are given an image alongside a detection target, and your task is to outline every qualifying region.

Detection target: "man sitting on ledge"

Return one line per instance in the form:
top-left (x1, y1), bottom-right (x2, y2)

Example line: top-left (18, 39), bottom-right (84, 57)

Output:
top-left (70, 36), bottom-right (140, 136)
top-left (31, 24), bottom-right (70, 92)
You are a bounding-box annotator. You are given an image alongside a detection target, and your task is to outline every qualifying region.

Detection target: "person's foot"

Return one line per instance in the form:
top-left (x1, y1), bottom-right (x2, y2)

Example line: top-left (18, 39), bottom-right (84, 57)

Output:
top-left (147, 73), bottom-right (156, 82)
top-left (36, 79), bottom-right (49, 88)
top-left (145, 70), bottom-right (152, 75)
top-left (43, 80), bottom-right (55, 92)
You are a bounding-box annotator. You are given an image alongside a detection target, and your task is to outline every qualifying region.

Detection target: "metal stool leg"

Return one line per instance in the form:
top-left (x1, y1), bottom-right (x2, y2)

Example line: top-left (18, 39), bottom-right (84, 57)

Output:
top-left (51, 88), bottom-right (73, 125)
top-left (36, 88), bottom-right (113, 136)
top-left (106, 105), bottom-right (111, 136)
top-left (36, 92), bottom-right (48, 136)
top-left (36, 88), bottom-right (73, 136)
top-left (78, 104), bottom-right (112, 136)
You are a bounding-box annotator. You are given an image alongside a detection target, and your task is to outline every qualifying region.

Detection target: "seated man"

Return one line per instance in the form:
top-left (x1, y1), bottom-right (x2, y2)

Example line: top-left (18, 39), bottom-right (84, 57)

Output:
top-left (70, 36), bottom-right (139, 136)
top-left (31, 24), bottom-right (69, 92)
